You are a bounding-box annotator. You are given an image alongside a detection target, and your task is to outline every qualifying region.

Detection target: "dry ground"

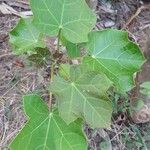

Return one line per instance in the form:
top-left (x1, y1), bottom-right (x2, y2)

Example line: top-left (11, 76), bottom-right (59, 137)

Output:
top-left (0, 0), bottom-right (150, 150)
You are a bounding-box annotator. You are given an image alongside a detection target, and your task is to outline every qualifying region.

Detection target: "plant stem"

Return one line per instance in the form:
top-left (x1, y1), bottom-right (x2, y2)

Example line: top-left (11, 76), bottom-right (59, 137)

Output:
top-left (49, 29), bottom-right (62, 112)
top-left (57, 28), bottom-right (62, 52)
top-left (49, 62), bottom-right (54, 112)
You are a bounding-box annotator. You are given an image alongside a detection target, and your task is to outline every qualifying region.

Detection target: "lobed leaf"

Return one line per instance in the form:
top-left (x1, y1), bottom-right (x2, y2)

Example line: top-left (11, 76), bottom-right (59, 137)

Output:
top-left (9, 17), bottom-right (45, 55)
top-left (10, 94), bottom-right (87, 150)
top-left (50, 65), bottom-right (113, 128)
top-left (83, 29), bottom-right (145, 92)
top-left (30, 0), bottom-right (96, 43)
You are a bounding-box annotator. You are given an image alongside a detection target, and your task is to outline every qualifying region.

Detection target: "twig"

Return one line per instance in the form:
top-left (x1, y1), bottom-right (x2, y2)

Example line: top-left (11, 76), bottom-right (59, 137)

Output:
top-left (0, 53), bottom-right (13, 59)
top-left (0, 3), bottom-right (32, 18)
top-left (16, 0), bottom-right (30, 5)
top-left (140, 24), bottom-right (150, 30)
top-left (7, 1), bottom-right (30, 10)
top-left (123, 4), bottom-right (150, 29)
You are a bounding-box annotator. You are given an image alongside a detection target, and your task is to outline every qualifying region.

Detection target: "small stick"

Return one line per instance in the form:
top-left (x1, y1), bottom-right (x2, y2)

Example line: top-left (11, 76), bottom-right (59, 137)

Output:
top-left (123, 4), bottom-right (150, 29)
top-left (0, 3), bottom-right (32, 18)
top-left (0, 53), bottom-right (13, 59)
top-left (16, 0), bottom-right (30, 5)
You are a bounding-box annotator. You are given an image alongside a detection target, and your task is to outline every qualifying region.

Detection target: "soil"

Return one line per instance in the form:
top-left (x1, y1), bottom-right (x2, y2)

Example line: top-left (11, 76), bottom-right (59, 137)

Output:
top-left (0, 0), bottom-right (150, 150)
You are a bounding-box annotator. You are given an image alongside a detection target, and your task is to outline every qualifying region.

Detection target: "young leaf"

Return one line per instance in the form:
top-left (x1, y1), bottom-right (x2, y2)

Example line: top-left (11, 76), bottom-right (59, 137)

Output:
top-left (30, 0), bottom-right (96, 43)
top-left (83, 29), bottom-right (145, 92)
top-left (140, 82), bottom-right (150, 98)
top-left (10, 94), bottom-right (87, 150)
top-left (131, 99), bottom-right (145, 112)
top-left (28, 47), bottom-right (51, 66)
top-left (140, 82), bottom-right (150, 90)
top-left (61, 36), bottom-right (81, 58)
top-left (9, 17), bottom-right (45, 55)
top-left (50, 65), bottom-right (113, 128)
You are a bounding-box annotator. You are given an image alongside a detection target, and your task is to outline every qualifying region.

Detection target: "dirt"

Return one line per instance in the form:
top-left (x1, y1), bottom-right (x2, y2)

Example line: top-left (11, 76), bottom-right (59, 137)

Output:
top-left (0, 0), bottom-right (150, 150)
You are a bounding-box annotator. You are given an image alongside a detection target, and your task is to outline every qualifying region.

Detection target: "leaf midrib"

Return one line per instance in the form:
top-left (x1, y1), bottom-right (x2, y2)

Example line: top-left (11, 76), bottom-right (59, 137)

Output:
top-left (24, 113), bottom-right (75, 150)
top-left (52, 116), bottom-right (74, 150)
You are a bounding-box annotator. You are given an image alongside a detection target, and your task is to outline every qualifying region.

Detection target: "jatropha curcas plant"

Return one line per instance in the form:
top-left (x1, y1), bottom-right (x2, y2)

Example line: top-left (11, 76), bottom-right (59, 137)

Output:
top-left (9, 0), bottom-right (145, 149)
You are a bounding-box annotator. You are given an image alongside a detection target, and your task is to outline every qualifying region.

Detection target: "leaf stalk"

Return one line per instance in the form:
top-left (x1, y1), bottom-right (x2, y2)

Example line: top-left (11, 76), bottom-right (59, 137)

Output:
top-left (57, 28), bottom-right (62, 52)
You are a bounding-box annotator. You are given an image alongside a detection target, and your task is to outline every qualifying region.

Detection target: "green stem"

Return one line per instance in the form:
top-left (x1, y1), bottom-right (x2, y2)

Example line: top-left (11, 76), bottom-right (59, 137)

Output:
top-left (57, 28), bottom-right (62, 52)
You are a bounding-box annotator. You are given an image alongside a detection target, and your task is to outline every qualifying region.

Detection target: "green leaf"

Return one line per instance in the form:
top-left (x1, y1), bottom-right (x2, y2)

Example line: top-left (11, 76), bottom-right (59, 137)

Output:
top-left (30, 0), bottom-right (96, 43)
top-left (131, 99), bottom-right (145, 112)
top-left (10, 94), bottom-right (87, 150)
top-left (140, 82), bottom-right (150, 98)
top-left (99, 141), bottom-right (111, 150)
top-left (140, 82), bottom-right (150, 90)
top-left (50, 65), bottom-right (113, 128)
top-left (9, 17), bottom-right (45, 55)
top-left (59, 64), bottom-right (71, 80)
top-left (61, 36), bottom-right (81, 58)
top-left (83, 29), bottom-right (145, 92)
